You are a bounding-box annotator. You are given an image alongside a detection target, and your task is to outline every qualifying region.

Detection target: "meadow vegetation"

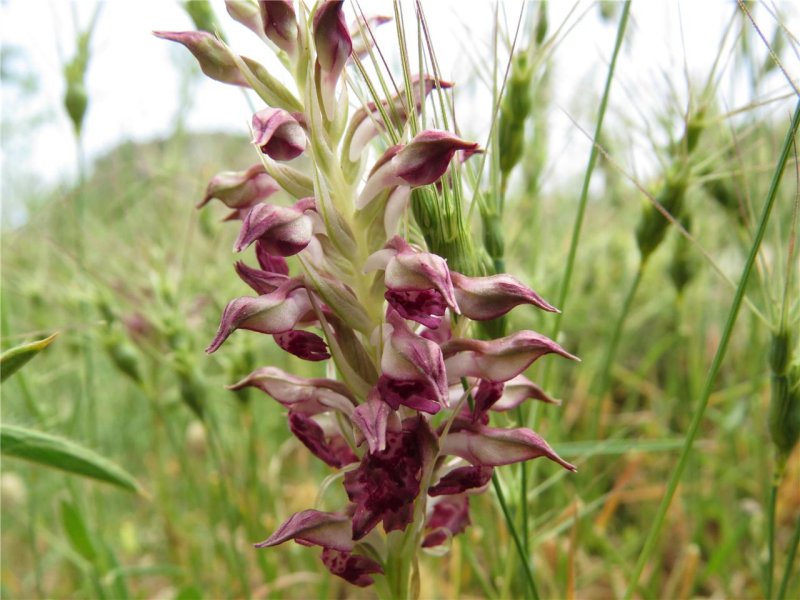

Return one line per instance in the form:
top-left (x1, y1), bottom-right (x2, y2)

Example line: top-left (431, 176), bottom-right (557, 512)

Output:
top-left (1, 2), bottom-right (799, 599)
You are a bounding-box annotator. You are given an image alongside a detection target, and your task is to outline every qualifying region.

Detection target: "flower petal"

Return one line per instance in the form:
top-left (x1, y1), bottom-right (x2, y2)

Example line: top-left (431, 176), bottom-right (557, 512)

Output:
top-left (422, 495), bottom-right (470, 548)
top-left (251, 108), bottom-right (306, 161)
top-left (442, 331), bottom-right (578, 383)
top-left (205, 280), bottom-right (312, 353)
top-left (226, 0), bottom-right (269, 43)
top-left (321, 548), bottom-right (383, 587)
top-left (450, 271), bottom-right (558, 320)
top-left (313, 1), bottom-right (352, 120)
top-left (274, 330), bottom-right (330, 361)
top-left (255, 509), bottom-right (353, 551)
top-left (234, 199), bottom-right (314, 255)
top-left (227, 366), bottom-right (356, 415)
top-left (393, 130), bottom-right (479, 187)
top-left (154, 31), bottom-right (248, 86)
top-left (288, 412), bottom-right (358, 468)
top-left (379, 309), bottom-right (449, 414)
top-left (428, 465), bottom-right (492, 497)
top-left (492, 375), bottom-right (560, 411)
top-left (441, 424), bottom-right (576, 471)
top-left (258, 0), bottom-right (298, 56)
top-left (352, 390), bottom-right (399, 454)
top-left (344, 417), bottom-right (437, 540)
top-left (199, 164), bottom-right (280, 209)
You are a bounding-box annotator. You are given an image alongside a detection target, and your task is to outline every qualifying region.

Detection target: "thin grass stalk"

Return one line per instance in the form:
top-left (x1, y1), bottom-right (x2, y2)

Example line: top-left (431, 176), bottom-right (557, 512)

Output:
top-left (492, 472), bottom-right (539, 600)
top-left (589, 263), bottom-right (645, 438)
top-left (766, 475), bottom-right (780, 598)
top-left (546, 0), bottom-right (631, 344)
top-left (623, 98), bottom-right (800, 600)
top-left (777, 513), bottom-right (800, 600)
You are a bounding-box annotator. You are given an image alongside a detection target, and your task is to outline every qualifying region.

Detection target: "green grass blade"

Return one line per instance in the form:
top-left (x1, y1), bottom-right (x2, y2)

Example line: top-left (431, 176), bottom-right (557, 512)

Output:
top-left (1, 423), bottom-right (143, 494)
top-left (60, 500), bottom-right (98, 563)
top-left (623, 98), bottom-right (800, 599)
top-left (0, 333), bottom-right (58, 383)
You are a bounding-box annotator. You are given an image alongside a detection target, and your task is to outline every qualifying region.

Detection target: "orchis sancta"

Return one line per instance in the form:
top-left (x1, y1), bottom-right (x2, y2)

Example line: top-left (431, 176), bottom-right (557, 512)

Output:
top-left (158, 1), bottom-right (576, 595)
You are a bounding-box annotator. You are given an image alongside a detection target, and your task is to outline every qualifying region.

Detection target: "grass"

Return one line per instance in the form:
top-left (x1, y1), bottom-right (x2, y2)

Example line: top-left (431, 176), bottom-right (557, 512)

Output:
top-left (2, 2), bottom-right (800, 599)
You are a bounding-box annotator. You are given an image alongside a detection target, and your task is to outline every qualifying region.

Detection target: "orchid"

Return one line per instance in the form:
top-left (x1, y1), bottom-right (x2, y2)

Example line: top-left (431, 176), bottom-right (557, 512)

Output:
top-left (158, 2), bottom-right (577, 595)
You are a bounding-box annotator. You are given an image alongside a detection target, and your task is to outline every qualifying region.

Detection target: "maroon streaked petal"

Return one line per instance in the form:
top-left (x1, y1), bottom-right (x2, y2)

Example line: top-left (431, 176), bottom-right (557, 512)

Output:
top-left (385, 289), bottom-right (447, 329)
top-left (377, 375), bottom-right (441, 415)
top-left (274, 330), bottom-right (330, 361)
top-left (441, 424), bottom-right (576, 471)
top-left (258, 0), bottom-right (298, 55)
top-left (234, 202), bottom-right (313, 255)
top-left (380, 310), bottom-right (449, 412)
top-left (321, 548), bottom-right (383, 587)
top-left (352, 390), bottom-right (398, 454)
top-left (422, 495), bottom-right (470, 548)
top-left (234, 261), bottom-right (289, 295)
top-left (393, 129), bottom-right (479, 187)
top-left (288, 412), bottom-right (358, 468)
top-left (251, 108), bottom-right (306, 161)
top-left (450, 271), bottom-right (558, 321)
top-left (255, 240), bottom-right (290, 275)
top-left (255, 509), bottom-right (352, 551)
top-left (428, 465), bottom-right (493, 497)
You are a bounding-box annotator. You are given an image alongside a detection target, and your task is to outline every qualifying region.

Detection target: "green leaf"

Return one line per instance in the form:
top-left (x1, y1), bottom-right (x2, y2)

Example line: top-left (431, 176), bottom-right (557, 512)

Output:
top-left (60, 500), bottom-right (97, 563)
top-left (0, 333), bottom-right (59, 383)
top-left (1, 424), bottom-right (143, 494)
top-left (174, 585), bottom-right (204, 600)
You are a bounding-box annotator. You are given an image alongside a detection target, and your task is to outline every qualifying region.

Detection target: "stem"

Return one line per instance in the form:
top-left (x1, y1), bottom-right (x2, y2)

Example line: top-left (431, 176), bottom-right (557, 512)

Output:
top-left (623, 98), bottom-right (800, 600)
top-left (548, 0), bottom-right (631, 342)
top-left (590, 262), bottom-right (645, 438)
top-left (777, 512), bottom-right (800, 600)
top-left (767, 470), bottom-right (780, 599)
top-left (492, 472), bottom-right (540, 600)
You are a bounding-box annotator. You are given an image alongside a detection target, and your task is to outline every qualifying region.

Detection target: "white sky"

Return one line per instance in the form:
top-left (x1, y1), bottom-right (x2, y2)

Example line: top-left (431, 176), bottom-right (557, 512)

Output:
top-left (1, 1), bottom-right (798, 225)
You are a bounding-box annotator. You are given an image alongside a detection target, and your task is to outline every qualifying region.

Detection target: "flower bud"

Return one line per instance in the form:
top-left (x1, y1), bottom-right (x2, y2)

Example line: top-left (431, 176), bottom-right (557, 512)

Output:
top-left (234, 198), bottom-right (315, 256)
top-left (226, 0), bottom-right (268, 43)
top-left (259, 0), bottom-right (298, 57)
top-left (154, 31), bottom-right (248, 86)
top-left (256, 509), bottom-right (354, 551)
top-left (199, 164), bottom-right (280, 209)
top-left (393, 130), bottom-right (479, 187)
top-left (205, 280), bottom-right (313, 353)
top-left (313, 1), bottom-right (352, 121)
top-left (251, 108), bottom-right (306, 161)
top-left (768, 370), bottom-right (800, 459)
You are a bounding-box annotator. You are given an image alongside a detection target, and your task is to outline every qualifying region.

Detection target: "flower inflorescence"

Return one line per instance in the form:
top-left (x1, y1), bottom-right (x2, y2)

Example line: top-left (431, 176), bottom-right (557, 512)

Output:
top-left (158, 0), bottom-right (576, 589)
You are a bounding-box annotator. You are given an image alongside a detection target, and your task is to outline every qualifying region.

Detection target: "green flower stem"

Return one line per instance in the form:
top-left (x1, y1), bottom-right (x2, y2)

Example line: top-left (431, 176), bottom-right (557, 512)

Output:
top-left (623, 97), bottom-right (800, 600)
top-left (590, 262), bottom-right (645, 439)
top-left (492, 472), bottom-right (540, 600)
top-left (777, 511), bottom-right (800, 600)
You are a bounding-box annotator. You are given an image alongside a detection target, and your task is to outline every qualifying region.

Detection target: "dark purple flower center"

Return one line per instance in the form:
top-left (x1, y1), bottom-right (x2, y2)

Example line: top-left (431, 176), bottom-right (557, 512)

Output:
top-left (384, 288), bottom-right (447, 329)
top-left (377, 374), bottom-right (441, 415)
top-left (320, 548), bottom-right (383, 587)
top-left (343, 423), bottom-right (425, 539)
top-left (274, 330), bottom-right (330, 361)
top-left (288, 412), bottom-right (357, 468)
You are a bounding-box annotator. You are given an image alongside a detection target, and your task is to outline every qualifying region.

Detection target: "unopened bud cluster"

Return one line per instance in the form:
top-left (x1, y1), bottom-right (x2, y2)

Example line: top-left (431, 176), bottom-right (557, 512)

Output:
top-left (158, 0), bottom-right (576, 589)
